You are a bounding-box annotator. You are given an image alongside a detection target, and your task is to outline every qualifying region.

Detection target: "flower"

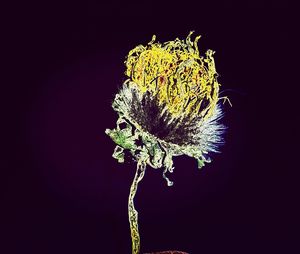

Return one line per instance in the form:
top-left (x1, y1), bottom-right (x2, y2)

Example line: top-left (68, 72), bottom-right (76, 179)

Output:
top-left (105, 32), bottom-right (229, 254)
top-left (106, 31), bottom-right (226, 185)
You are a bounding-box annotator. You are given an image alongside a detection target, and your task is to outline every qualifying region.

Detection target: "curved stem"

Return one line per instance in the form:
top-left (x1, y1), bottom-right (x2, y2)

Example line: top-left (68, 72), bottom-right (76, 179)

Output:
top-left (128, 161), bottom-right (146, 254)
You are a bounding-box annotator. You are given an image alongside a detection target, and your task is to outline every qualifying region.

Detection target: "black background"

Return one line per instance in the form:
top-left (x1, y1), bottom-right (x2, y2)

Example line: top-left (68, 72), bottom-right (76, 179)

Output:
top-left (3, 1), bottom-right (297, 253)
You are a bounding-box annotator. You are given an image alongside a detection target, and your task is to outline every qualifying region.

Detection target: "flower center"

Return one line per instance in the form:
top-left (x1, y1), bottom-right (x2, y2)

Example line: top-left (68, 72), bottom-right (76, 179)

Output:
top-left (125, 31), bottom-right (220, 120)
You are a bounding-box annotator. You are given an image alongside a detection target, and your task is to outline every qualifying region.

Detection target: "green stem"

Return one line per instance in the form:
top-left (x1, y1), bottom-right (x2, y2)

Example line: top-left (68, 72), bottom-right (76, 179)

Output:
top-left (128, 161), bottom-right (146, 254)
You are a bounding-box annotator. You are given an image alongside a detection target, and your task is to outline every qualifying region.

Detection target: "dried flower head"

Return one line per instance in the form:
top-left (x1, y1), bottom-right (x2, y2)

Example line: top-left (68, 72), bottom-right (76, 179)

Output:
top-left (106, 31), bottom-right (226, 183)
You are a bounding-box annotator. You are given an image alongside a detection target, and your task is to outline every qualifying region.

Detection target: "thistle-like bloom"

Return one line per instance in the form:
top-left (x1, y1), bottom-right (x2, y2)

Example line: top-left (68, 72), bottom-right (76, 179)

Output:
top-left (105, 32), bottom-right (228, 254)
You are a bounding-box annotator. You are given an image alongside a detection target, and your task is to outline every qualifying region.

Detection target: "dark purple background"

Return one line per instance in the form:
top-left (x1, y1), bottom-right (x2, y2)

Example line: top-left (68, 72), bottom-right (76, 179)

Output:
top-left (4, 1), bottom-right (297, 254)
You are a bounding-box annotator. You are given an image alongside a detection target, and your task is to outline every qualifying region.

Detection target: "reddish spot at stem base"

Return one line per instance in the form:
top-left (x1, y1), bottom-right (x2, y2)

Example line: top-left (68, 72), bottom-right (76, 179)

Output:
top-left (144, 251), bottom-right (189, 254)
